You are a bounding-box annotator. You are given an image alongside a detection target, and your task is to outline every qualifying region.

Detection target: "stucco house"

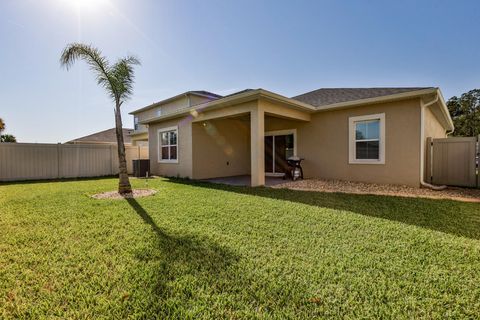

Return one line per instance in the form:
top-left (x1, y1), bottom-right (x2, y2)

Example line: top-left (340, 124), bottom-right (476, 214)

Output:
top-left (129, 87), bottom-right (453, 187)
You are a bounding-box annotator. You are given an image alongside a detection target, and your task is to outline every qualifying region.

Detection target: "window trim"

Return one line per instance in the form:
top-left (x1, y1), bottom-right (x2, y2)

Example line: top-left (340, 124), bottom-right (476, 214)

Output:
top-left (348, 113), bottom-right (385, 164)
top-left (157, 125), bottom-right (179, 164)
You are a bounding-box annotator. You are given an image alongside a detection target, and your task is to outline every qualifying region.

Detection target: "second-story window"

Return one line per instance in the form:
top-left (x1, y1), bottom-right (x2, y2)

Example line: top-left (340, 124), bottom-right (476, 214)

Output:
top-left (134, 116), bottom-right (139, 130)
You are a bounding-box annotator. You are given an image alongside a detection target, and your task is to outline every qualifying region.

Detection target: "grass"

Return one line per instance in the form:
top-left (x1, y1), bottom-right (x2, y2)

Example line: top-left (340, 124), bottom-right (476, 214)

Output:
top-left (1, 177), bottom-right (480, 319)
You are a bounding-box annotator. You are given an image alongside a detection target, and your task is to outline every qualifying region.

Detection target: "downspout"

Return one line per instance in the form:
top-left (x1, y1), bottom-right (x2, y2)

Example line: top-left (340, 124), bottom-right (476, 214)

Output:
top-left (420, 92), bottom-right (447, 190)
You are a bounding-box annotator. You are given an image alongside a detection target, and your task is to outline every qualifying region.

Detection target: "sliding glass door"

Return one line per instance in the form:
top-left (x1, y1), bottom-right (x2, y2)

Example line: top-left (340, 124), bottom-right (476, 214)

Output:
top-left (264, 133), bottom-right (294, 175)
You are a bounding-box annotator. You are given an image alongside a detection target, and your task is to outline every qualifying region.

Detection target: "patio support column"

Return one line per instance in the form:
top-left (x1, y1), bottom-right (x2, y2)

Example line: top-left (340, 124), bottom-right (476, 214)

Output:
top-left (250, 106), bottom-right (265, 186)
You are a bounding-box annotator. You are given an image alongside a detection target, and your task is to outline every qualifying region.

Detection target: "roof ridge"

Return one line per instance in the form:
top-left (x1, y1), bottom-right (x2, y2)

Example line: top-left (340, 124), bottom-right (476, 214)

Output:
top-left (292, 87), bottom-right (433, 98)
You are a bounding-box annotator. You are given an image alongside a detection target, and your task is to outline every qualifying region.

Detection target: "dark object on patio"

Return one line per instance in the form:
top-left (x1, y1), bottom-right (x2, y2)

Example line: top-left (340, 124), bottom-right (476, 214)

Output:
top-left (133, 160), bottom-right (150, 177)
top-left (285, 156), bottom-right (304, 181)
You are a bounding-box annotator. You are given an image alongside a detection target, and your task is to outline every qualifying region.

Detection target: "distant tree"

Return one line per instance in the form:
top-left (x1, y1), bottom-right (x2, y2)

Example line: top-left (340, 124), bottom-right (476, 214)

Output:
top-left (60, 43), bottom-right (140, 194)
top-left (447, 89), bottom-right (480, 136)
top-left (0, 134), bottom-right (16, 143)
top-left (0, 118), bottom-right (16, 142)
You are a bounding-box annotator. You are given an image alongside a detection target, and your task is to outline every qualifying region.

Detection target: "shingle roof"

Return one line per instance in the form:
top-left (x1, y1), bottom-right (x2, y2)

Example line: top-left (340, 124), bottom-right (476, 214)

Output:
top-left (66, 128), bottom-right (133, 144)
top-left (189, 90), bottom-right (223, 98)
top-left (291, 87), bottom-right (433, 107)
top-left (222, 89), bottom-right (255, 98)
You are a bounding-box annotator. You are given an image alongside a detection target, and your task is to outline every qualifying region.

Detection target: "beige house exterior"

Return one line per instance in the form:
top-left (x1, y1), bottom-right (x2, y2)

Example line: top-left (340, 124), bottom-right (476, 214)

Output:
top-left (129, 91), bottom-right (220, 146)
top-left (130, 87), bottom-right (453, 187)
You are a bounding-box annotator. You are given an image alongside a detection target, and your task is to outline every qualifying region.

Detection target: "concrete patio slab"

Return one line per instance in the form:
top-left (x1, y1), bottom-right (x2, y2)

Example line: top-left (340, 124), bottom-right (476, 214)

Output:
top-left (202, 175), bottom-right (286, 187)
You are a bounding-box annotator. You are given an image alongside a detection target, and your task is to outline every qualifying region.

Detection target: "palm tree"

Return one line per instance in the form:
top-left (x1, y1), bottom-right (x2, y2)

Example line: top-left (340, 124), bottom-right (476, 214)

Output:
top-left (61, 43), bottom-right (140, 194)
top-left (0, 118), bottom-right (5, 133)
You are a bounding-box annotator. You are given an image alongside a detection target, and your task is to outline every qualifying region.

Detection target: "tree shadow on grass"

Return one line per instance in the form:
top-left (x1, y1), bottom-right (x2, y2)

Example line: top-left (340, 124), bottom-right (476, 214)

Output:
top-left (165, 178), bottom-right (480, 241)
top-left (124, 198), bottom-right (241, 318)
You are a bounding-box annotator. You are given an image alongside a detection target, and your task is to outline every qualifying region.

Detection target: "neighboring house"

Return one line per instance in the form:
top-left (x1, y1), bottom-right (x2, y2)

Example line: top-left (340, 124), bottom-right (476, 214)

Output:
top-left (66, 128), bottom-right (134, 145)
top-left (130, 87), bottom-right (453, 187)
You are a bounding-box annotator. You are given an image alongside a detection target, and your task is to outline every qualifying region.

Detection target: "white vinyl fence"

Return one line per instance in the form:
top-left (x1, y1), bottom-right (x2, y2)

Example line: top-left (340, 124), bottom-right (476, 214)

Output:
top-left (0, 143), bottom-right (149, 182)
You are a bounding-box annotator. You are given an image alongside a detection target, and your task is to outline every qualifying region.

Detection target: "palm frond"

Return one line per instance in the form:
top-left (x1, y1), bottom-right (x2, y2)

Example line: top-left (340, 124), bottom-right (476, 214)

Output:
top-left (60, 43), bottom-right (116, 100)
top-left (111, 55), bottom-right (141, 101)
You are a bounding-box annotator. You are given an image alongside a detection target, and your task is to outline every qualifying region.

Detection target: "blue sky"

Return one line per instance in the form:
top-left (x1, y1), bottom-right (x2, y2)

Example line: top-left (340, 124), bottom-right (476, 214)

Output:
top-left (1, 0), bottom-right (479, 142)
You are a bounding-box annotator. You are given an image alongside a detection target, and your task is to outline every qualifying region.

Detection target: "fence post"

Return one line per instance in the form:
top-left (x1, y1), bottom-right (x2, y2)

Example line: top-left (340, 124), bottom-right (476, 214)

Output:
top-left (477, 135), bottom-right (479, 188)
top-left (57, 143), bottom-right (61, 179)
top-left (426, 137), bottom-right (433, 184)
top-left (109, 145), bottom-right (113, 175)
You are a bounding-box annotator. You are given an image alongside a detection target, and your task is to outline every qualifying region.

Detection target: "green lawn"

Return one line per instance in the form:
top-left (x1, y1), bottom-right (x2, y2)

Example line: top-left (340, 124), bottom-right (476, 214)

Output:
top-left (1, 177), bottom-right (480, 319)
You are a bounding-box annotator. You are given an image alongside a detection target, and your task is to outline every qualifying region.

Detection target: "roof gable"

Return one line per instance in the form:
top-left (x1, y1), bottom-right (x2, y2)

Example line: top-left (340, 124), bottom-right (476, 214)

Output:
top-left (129, 90), bottom-right (221, 115)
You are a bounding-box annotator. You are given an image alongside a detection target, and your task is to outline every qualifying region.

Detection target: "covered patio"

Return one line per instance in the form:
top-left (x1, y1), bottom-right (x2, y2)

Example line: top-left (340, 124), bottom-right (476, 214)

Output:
top-left (190, 96), bottom-right (313, 186)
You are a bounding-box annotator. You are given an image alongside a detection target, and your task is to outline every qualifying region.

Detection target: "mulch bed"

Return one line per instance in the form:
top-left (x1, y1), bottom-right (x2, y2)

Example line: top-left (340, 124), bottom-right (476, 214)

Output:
top-left (272, 179), bottom-right (480, 203)
top-left (91, 189), bottom-right (157, 200)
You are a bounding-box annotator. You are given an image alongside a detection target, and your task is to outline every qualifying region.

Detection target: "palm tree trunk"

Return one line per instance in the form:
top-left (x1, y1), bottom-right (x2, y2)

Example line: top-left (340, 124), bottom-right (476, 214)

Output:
top-left (114, 102), bottom-right (132, 194)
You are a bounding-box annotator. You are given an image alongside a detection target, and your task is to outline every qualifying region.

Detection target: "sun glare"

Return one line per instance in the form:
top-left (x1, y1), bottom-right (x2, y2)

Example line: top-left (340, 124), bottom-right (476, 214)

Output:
top-left (61, 0), bottom-right (107, 10)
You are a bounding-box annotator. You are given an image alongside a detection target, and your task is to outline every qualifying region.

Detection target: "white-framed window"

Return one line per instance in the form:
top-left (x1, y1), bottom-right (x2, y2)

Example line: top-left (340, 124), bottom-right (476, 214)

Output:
top-left (157, 126), bottom-right (178, 163)
top-left (349, 113), bottom-right (385, 164)
top-left (134, 116), bottom-right (139, 130)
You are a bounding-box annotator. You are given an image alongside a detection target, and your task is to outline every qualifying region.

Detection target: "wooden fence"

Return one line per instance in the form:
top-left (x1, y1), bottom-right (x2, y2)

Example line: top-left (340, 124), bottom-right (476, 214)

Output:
top-left (0, 143), bottom-right (149, 182)
top-left (426, 136), bottom-right (478, 187)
